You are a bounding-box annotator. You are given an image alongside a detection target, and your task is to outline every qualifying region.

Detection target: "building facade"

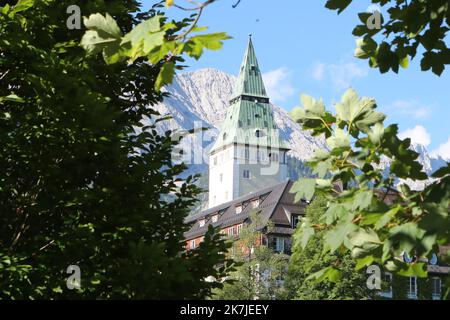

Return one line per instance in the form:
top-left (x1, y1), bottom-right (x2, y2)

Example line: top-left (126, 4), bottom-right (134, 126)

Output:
top-left (208, 36), bottom-right (290, 208)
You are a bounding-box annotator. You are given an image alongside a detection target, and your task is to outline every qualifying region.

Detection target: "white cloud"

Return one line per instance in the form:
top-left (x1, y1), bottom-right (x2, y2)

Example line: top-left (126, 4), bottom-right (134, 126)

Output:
top-left (399, 125), bottom-right (431, 147)
top-left (390, 100), bottom-right (431, 119)
top-left (262, 67), bottom-right (295, 103)
top-left (431, 137), bottom-right (450, 160)
top-left (311, 61), bottom-right (368, 90)
top-left (312, 62), bottom-right (325, 81)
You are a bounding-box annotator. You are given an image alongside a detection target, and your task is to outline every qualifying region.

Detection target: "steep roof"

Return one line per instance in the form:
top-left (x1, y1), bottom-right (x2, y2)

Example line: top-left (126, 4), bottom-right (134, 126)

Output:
top-left (231, 36), bottom-right (268, 99)
top-left (210, 36), bottom-right (289, 153)
top-left (184, 180), bottom-right (307, 240)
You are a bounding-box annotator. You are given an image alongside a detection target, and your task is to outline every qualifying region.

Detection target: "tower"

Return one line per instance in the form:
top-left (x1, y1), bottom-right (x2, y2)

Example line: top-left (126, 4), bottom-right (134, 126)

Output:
top-left (208, 36), bottom-right (290, 208)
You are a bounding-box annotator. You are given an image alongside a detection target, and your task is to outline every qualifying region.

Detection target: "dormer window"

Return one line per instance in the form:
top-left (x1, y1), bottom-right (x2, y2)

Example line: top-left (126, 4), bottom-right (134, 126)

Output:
top-left (235, 205), bottom-right (242, 214)
top-left (211, 214), bottom-right (219, 223)
top-left (251, 199), bottom-right (260, 208)
top-left (199, 219), bottom-right (205, 228)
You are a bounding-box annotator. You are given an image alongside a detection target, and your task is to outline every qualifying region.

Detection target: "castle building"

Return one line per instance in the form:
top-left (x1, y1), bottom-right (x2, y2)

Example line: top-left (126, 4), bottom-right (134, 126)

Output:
top-left (207, 36), bottom-right (290, 208)
top-left (183, 37), bottom-right (448, 300)
top-left (184, 36), bottom-right (305, 254)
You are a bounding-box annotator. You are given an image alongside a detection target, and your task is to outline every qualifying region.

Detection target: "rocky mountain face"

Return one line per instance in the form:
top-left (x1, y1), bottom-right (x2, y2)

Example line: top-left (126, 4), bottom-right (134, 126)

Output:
top-left (145, 68), bottom-right (447, 191)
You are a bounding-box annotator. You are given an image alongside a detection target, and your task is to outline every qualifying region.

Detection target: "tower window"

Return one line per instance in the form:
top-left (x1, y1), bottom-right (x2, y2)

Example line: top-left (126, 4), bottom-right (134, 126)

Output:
top-left (255, 130), bottom-right (261, 138)
top-left (223, 133), bottom-right (227, 140)
top-left (243, 170), bottom-right (250, 179)
top-left (269, 153), bottom-right (279, 162)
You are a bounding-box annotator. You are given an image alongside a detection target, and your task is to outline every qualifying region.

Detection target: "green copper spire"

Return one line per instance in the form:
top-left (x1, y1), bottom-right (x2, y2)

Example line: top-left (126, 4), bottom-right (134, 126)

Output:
top-left (210, 36), bottom-right (289, 154)
top-left (231, 35), bottom-right (268, 99)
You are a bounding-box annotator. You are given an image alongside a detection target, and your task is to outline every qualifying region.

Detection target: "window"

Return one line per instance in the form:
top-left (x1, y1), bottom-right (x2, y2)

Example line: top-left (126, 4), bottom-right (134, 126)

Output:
top-left (223, 133), bottom-right (227, 140)
top-left (247, 119), bottom-right (251, 126)
top-left (251, 199), bottom-right (259, 208)
top-left (264, 121), bottom-right (268, 127)
top-left (235, 205), bottom-right (242, 214)
top-left (244, 146), bottom-right (250, 160)
top-left (255, 129), bottom-right (261, 137)
top-left (219, 173), bottom-right (223, 182)
top-left (380, 273), bottom-right (393, 299)
top-left (237, 224), bottom-right (243, 235)
top-left (199, 219), bottom-right (205, 228)
top-left (213, 156), bottom-right (217, 166)
top-left (238, 120), bottom-right (242, 127)
top-left (275, 237), bottom-right (285, 253)
top-left (255, 114), bottom-right (260, 118)
top-left (243, 170), bottom-right (250, 179)
top-left (189, 240), bottom-right (196, 250)
top-left (225, 191), bottom-right (228, 200)
top-left (432, 277), bottom-right (441, 300)
top-left (291, 215), bottom-right (300, 229)
top-left (269, 153), bottom-right (279, 162)
top-left (407, 277), bottom-right (417, 299)
top-left (227, 227), bottom-right (234, 237)
top-left (211, 214), bottom-right (219, 223)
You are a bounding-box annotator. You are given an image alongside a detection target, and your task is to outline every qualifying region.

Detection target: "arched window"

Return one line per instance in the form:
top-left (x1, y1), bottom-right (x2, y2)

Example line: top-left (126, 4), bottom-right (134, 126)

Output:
top-left (255, 129), bottom-right (261, 137)
top-left (223, 133), bottom-right (227, 140)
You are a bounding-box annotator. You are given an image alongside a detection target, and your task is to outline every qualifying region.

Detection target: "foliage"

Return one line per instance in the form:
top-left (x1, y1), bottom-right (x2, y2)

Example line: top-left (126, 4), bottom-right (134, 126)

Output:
top-left (0, 0), bottom-right (232, 299)
top-left (325, 0), bottom-right (450, 75)
top-left (289, 88), bottom-right (450, 298)
top-left (285, 195), bottom-right (373, 300)
top-left (212, 212), bottom-right (290, 300)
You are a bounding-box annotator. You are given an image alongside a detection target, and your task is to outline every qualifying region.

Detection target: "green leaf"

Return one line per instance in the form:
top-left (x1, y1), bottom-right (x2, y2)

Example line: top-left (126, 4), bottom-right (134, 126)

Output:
top-left (155, 61), bottom-right (175, 91)
top-left (355, 256), bottom-right (374, 270)
top-left (397, 262), bottom-right (428, 278)
top-left (326, 128), bottom-right (350, 149)
top-left (325, 0), bottom-right (352, 14)
top-left (0, 94), bottom-right (24, 103)
top-left (352, 190), bottom-right (373, 211)
top-left (121, 16), bottom-right (165, 61)
top-left (374, 205), bottom-right (401, 230)
top-left (12, 0), bottom-right (34, 14)
top-left (290, 178), bottom-right (316, 202)
top-left (324, 219), bottom-right (358, 253)
top-left (81, 13), bottom-right (122, 62)
top-left (368, 122), bottom-right (384, 144)
top-left (296, 219), bottom-right (315, 249)
top-left (335, 88), bottom-right (385, 133)
top-left (306, 266), bottom-right (342, 283)
top-left (399, 56), bottom-right (409, 69)
top-left (185, 33), bottom-right (230, 60)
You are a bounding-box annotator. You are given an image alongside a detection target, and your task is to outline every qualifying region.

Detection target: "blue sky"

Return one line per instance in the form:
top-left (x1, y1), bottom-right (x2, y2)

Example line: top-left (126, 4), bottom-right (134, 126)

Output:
top-left (148, 0), bottom-right (450, 159)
